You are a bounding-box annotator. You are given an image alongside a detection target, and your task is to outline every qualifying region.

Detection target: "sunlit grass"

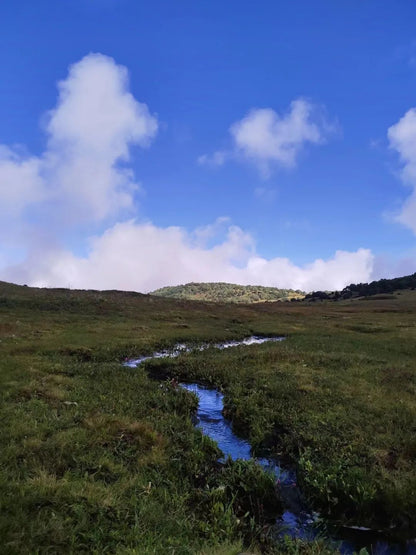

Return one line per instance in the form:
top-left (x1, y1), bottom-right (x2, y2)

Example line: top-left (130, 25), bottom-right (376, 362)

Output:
top-left (1, 281), bottom-right (415, 552)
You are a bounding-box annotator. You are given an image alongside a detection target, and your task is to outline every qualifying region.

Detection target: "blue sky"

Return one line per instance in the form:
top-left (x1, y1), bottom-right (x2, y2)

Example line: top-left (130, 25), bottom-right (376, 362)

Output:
top-left (1, 0), bottom-right (416, 291)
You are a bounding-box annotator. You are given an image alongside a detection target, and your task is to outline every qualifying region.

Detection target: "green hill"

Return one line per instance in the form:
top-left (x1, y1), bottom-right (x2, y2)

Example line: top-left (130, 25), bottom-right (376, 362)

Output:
top-left (304, 271), bottom-right (416, 301)
top-left (151, 282), bottom-right (305, 303)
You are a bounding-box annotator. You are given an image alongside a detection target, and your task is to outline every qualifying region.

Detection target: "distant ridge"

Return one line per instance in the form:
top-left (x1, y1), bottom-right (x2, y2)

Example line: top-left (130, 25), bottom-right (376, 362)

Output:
top-left (151, 282), bottom-right (305, 304)
top-left (304, 272), bottom-right (416, 301)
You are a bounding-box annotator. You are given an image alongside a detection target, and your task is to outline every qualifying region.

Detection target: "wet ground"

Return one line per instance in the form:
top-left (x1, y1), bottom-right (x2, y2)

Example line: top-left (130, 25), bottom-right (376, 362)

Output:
top-left (125, 337), bottom-right (416, 554)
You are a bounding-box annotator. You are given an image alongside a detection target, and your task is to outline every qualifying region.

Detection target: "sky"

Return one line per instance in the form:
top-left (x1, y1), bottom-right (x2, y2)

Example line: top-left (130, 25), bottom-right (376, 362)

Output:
top-left (1, 0), bottom-right (416, 292)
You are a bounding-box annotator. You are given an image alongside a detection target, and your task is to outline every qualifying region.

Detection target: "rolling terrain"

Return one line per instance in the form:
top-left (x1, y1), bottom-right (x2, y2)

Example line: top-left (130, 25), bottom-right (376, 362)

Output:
top-left (151, 282), bottom-right (305, 303)
top-left (1, 280), bottom-right (416, 553)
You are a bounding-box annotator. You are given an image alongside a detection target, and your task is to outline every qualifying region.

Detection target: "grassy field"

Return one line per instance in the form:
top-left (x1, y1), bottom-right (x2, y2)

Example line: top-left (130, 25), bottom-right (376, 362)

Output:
top-left (1, 281), bottom-right (416, 553)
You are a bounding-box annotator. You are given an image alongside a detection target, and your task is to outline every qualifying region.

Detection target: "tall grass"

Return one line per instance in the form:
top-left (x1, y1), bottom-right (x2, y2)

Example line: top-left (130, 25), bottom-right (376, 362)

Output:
top-left (1, 282), bottom-right (415, 551)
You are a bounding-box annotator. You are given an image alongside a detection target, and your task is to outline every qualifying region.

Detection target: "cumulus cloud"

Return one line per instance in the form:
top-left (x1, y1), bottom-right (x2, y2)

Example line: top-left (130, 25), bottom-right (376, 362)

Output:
top-left (199, 99), bottom-right (335, 177)
top-left (242, 248), bottom-right (374, 291)
top-left (0, 55), bottom-right (375, 293)
top-left (0, 146), bottom-right (45, 216)
top-left (0, 53), bottom-right (158, 228)
top-left (388, 107), bottom-right (416, 234)
top-left (2, 219), bottom-right (374, 293)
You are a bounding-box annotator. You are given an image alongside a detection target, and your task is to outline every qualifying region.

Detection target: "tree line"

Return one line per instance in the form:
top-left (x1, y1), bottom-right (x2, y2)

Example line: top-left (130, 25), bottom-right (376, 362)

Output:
top-left (303, 272), bottom-right (416, 302)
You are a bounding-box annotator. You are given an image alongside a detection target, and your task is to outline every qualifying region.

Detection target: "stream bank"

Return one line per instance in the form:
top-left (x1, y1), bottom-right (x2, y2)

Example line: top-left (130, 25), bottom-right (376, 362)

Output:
top-left (125, 337), bottom-right (415, 554)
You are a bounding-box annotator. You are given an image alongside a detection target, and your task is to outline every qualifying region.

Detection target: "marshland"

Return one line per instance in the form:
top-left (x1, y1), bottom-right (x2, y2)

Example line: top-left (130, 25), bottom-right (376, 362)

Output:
top-left (1, 280), bottom-right (416, 553)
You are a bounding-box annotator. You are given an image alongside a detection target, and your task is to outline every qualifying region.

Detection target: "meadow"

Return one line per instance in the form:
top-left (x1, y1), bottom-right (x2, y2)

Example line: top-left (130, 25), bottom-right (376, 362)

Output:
top-left (1, 281), bottom-right (415, 553)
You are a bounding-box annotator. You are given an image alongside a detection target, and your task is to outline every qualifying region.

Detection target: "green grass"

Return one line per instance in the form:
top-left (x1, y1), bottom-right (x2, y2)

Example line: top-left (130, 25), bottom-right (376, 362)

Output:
top-left (1, 281), bottom-right (416, 552)
top-left (151, 281), bottom-right (305, 303)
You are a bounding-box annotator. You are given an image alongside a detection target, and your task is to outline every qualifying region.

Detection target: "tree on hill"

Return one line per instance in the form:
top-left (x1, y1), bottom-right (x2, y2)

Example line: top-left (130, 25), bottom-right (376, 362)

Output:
top-left (304, 272), bottom-right (416, 301)
top-left (151, 282), bottom-right (305, 304)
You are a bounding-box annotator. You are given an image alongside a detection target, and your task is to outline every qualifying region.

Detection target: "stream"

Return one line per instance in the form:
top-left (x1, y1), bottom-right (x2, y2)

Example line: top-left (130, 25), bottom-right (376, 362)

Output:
top-left (125, 336), bottom-right (415, 555)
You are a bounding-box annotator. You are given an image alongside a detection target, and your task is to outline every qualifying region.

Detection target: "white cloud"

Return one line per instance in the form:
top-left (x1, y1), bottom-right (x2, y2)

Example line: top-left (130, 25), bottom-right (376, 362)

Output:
top-left (199, 99), bottom-right (334, 177)
top-left (191, 217), bottom-right (232, 246)
top-left (2, 219), bottom-right (374, 293)
top-left (0, 53), bottom-right (158, 227)
top-left (388, 107), bottom-right (416, 234)
top-left (0, 146), bottom-right (45, 217)
top-left (242, 248), bottom-right (374, 291)
top-left (0, 55), bottom-right (376, 294)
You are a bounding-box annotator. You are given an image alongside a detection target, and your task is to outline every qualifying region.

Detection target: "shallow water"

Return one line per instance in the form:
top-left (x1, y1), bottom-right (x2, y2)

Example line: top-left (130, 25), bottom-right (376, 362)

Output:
top-left (125, 336), bottom-right (416, 554)
top-left (181, 383), bottom-right (416, 554)
top-left (180, 382), bottom-right (317, 542)
top-left (124, 335), bottom-right (285, 368)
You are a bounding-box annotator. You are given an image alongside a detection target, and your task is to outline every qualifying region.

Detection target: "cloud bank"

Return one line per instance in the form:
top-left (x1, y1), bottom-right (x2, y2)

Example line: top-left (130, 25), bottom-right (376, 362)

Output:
top-left (0, 54), bottom-right (375, 293)
top-left (388, 107), bottom-right (416, 234)
top-left (2, 220), bottom-right (374, 293)
top-left (199, 99), bottom-right (334, 177)
top-left (0, 53), bottom-right (158, 228)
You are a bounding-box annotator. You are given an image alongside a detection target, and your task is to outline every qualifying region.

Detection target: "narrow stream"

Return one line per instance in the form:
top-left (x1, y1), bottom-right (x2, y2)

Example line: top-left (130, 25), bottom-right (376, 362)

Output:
top-left (180, 382), bottom-right (316, 543)
top-left (125, 336), bottom-right (415, 555)
top-left (181, 382), bottom-right (414, 555)
top-left (123, 335), bottom-right (285, 368)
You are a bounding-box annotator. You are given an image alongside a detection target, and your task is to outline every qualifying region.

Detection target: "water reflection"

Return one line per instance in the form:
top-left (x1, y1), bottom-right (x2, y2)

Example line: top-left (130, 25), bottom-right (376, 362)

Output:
top-left (124, 337), bottom-right (415, 554)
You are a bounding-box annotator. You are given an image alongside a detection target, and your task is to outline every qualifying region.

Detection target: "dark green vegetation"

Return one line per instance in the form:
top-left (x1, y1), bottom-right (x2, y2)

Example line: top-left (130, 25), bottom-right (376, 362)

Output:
top-left (304, 272), bottom-right (416, 301)
top-left (1, 281), bottom-right (416, 553)
top-left (151, 282), bottom-right (305, 303)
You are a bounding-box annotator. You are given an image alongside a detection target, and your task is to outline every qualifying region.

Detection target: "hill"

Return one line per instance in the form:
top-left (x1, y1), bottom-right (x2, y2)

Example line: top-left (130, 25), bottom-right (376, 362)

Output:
top-left (304, 271), bottom-right (416, 301)
top-left (151, 282), bottom-right (305, 303)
